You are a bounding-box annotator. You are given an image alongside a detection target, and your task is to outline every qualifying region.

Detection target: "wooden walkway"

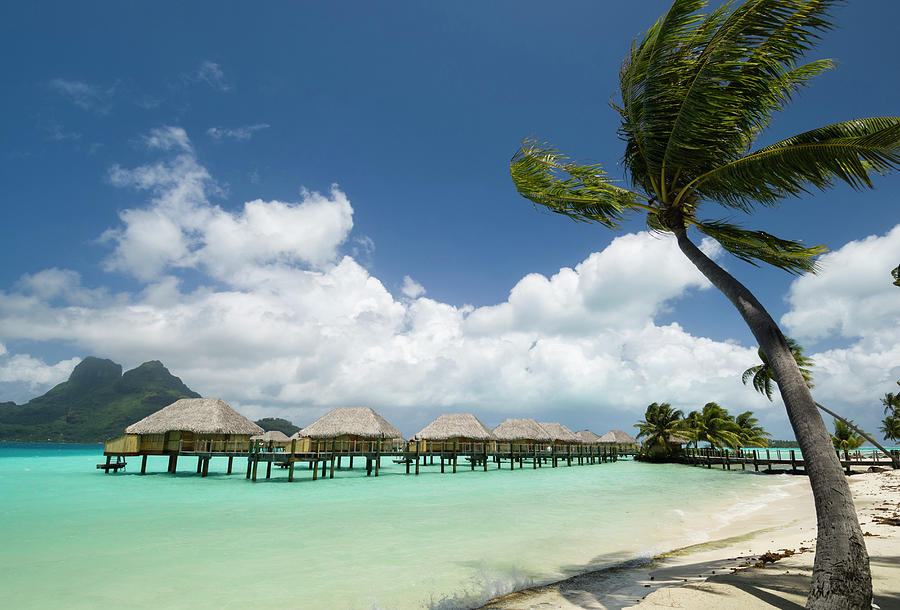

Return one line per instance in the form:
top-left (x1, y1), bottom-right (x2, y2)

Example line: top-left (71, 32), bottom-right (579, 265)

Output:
top-left (101, 443), bottom-right (629, 481)
top-left (681, 447), bottom-right (899, 474)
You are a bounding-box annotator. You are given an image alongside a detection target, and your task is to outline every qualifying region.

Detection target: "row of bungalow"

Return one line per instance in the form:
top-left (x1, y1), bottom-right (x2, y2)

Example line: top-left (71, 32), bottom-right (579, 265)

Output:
top-left (101, 398), bottom-right (638, 478)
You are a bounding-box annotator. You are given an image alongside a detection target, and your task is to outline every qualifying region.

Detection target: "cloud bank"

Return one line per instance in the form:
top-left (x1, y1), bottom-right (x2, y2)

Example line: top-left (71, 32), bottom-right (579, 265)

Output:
top-left (1, 128), bottom-right (895, 437)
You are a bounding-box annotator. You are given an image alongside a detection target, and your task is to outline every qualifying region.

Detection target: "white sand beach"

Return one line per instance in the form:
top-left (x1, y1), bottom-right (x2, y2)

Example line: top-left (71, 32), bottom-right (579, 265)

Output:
top-left (482, 468), bottom-right (900, 609)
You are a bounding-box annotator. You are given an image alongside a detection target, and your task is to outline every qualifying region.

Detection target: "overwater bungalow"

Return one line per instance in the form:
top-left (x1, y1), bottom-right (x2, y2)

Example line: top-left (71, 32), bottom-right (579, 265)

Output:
top-left (575, 429), bottom-right (602, 445)
top-left (298, 407), bottom-right (402, 454)
top-left (538, 422), bottom-right (579, 446)
top-left (411, 413), bottom-right (496, 472)
top-left (414, 413), bottom-right (495, 452)
top-left (103, 397), bottom-right (264, 474)
top-left (252, 430), bottom-right (291, 450)
top-left (538, 421), bottom-right (582, 466)
top-left (600, 429), bottom-right (640, 453)
top-left (492, 418), bottom-right (551, 469)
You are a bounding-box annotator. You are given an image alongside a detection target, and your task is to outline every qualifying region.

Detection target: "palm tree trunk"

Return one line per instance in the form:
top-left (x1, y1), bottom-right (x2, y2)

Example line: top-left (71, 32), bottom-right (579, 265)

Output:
top-left (815, 402), bottom-right (900, 470)
top-left (672, 226), bottom-right (871, 609)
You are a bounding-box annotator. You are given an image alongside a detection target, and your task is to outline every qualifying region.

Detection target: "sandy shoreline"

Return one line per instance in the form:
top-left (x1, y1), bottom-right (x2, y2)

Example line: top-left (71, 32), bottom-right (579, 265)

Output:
top-left (481, 468), bottom-right (900, 609)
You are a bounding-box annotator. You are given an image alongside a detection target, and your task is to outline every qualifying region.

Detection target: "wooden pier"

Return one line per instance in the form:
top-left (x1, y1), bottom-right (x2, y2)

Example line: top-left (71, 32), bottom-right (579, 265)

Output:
top-left (101, 438), bottom-right (625, 481)
top-left (680, 447), bottom-right (900, 474)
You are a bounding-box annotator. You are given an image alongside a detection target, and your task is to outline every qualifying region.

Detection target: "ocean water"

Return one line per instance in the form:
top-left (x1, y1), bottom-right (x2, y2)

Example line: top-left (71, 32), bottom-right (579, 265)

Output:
top-left (0, 443), bottom-right (806, 609)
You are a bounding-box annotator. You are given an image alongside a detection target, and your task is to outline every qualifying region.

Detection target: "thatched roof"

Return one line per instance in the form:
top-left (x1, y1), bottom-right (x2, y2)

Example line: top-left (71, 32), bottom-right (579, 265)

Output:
top-left (300, 407), bottom-right (402, 440)
top-left (492, 418), bottom-right (551, 442)
top-left (538, 422), bottom-right (579, 443)
top-left (413, 414), bottom-right (494, 441)
top-left (602, 429), bottom-right (639, 445)
top-left (125, 398), bottom-right (263, 435)
top-left (288, 431), bottom-right (304, 440)
top-left (252, 430), bottom-right (290, 442)
top-left (575, 429), bottom-right (601, 443)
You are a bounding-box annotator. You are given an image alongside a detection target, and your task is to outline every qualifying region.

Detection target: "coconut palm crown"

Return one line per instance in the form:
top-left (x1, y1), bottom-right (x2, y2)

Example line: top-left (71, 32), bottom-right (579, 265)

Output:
top-left (511, 0), bottom-right (900, 273)
top-left (634, 401), bottom-right (686, 454)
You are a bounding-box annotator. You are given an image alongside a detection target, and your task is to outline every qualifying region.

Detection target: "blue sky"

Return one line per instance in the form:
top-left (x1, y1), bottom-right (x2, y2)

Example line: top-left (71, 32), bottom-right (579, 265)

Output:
top-left (1, 1), bottom-right (898, 439)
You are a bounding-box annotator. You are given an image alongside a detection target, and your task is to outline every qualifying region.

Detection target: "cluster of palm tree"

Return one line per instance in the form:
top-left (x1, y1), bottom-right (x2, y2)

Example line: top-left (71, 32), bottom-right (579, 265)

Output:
top-left (880, 382), bottom-right (900, 442)
top-left (634, 401), bottom-right (770, 457)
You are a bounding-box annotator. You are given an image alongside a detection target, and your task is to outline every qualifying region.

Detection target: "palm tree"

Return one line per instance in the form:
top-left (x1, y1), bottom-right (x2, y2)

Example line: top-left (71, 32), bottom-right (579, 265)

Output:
top-left (742, 339), bottom-right (899, 468)
top-left (510, 2), bottom-right (900, 604)
top-left (880, 382), bottom-right (900, 415)
top-left (879, 415), bottom-right (900, 443)
top-left (742, 337), bottom-right (813, 401)
top-left (686, 402), bottom-right (742, 449)
top-left (634, 402), bottom-right (685, 457)
top-left (831, 419), bottom-right (866, 452)
top-left (735, 410), bottom-right (770, 448)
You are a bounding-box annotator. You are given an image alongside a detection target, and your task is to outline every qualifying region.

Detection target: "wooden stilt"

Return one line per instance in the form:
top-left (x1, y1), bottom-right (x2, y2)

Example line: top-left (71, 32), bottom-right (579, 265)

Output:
top-left (483, 443), bottom-right (488, 472)
top-left (202, 457), bottom-right (210, 477)
top-left (252, 453), bottom-right (259, 481)
top-left (321, 455), bottom-right (327, 478)
top-left (104, 455), bottom-right (112, 474)
top-left (171, 455), bottom-right (178, 473)
top-left (375, 439), bottom-right (381, 477)
top-left (266, 459), bottom-right (272, 479)
top-left (197, 456), bottom-right (203, 474)
top-left (350, 455), bottom-right (354, 469)
top-left (313, 459), bottom-right (319, 480)
top-left (227, 456), bottom-right (233, 474)
top-left (330, 439), bottom-right (336, 479)
top-left (415, 441), bottom-right (420, 475)
top-left (140, 454), bottom-right (147, 474)
top-left (288, 460), bottom-right (295, 482)
top-left (441, 453), bottom-right (445, 474)
top-left (366, 457), bottom-right (372, 476)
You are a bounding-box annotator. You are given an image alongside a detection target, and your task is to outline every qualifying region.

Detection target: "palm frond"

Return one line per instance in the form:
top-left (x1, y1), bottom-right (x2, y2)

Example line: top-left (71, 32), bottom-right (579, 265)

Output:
top-left (696, 219), bottom-right (826, 274)
top-left (617, 0), bottom-right (839, 195)
top-left (620, 0), bottom-right (708, 192)
top-left (691, 118), bottom-right (900, 208)
top-left (510, 139), bottom-right (648, 228)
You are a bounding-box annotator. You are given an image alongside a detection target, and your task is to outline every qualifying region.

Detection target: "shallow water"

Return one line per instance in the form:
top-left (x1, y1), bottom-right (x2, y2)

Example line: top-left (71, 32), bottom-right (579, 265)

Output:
top-left (0, 443), bottom-right (806, 609)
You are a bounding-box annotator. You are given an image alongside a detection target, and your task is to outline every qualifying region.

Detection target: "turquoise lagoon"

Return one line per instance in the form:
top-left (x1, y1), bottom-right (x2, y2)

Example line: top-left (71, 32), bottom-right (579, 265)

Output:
top-left (0, 443), bottom-right (807, 609)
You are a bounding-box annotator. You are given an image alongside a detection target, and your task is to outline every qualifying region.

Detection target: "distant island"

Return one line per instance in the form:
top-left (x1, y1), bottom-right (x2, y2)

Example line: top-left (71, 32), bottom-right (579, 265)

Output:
top-left (768, 439), bottom-right (800, 448)
top-left (0, 356), bottom-right (302, 444)
top-left (0, 357), bottom-right (200, 443)
top-left (255, 417), bottom-right (300, 436)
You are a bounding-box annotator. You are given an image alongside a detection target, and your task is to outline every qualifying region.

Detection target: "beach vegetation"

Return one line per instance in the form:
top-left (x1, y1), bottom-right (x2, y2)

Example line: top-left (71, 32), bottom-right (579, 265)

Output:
top-left (734, 410), bottom-right (770, 448)
top-left (510, 0), bottom-right (900, 604)
top-left (634, 402), bottom-right (687, 458)
top-left (831, 419), bottom-right (866, 452)
top-left (881, 382), bottom-right (900, 442)
top-left (682, 402), bottom-right (742, 449)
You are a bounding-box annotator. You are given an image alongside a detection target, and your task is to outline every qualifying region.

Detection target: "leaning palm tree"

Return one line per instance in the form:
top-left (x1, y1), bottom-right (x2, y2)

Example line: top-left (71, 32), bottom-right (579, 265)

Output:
top-left (634, 402), bottom-right (686, 457)
top-left (735, 410), bottom-right (771, 447)
top-left (510, 1), bottom-right (900, 605)
top-left (743, 338), bottom-right (899, 468)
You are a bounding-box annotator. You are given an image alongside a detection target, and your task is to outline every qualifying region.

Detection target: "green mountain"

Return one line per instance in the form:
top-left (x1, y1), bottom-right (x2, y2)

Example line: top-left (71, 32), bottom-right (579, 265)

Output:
top-left (0, 357), bottom-right (201, 443)
top-left (254, 417), bottom-right (300, 436)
